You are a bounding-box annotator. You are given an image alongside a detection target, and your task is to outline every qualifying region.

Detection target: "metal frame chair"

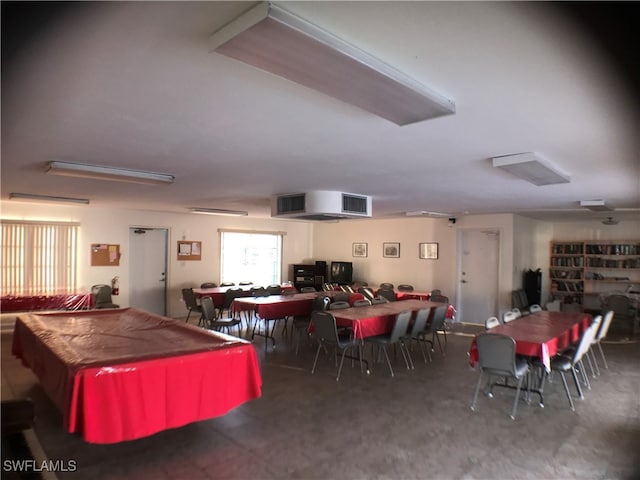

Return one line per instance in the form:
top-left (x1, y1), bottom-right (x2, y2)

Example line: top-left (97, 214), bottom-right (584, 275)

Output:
top-left (181, 287), bottom-right (202, 324)
top-left (485, 316), bottom-right (501, 329)
top-left (200, 296), bottom-right (242, 337)
top-left (470, 333), bottom-right (530, 419)
top-left (365, 310), bottom-right (413, 376)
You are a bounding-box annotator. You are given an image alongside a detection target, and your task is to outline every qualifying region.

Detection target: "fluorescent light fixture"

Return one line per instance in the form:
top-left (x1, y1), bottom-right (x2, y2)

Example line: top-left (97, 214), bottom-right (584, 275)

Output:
top-left (405, 211), bottom-right (450, 217)
top-left (190, 208), bottom-right (248, 217)
top-left (580, 199), bottom-right (614, 212)
top-left (492, 152), bottom-right (570, 186)
top-left (9, 192), bottom-right (90, 205)
top-left (46, 161), bottom-right (175, 185)
top-left (209, 2), bottom-right (455, 126)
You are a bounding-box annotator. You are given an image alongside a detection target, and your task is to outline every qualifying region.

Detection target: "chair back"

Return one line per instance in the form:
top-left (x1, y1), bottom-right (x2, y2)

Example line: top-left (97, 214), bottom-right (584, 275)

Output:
top-left (322, 283), bottom-right (334, 292)
top-left (571, 322), bottom-right (599, 364)
top-left (267, 284), bottom-right (282, 295)
top-left (503, 311), bottom-right (519, 323)
top-left (512, 307), bottom-right (522, 318)
top-left (476, 333), bottom-right (518, 377)
top-left (358, 287), bottom-right (375, 301)
top-left (389, 310), bottom-right (412, 342)
top-left (200, 282), bottom-right (217, 289)
top-left (485, 316), bottom-right (501, 329)
top-left (596, 310), bottom-right (614, 341)
top-left (353, 299), bottom-right (372, 307)
top-left (371, 296), bottom-right (389, 305)
top-left (429, 305), bottom-right (448, 332)
top-left (397, 284), bottom-right (414, 292)
top-left (528, 304), bottom-right (542, 313)
top-left (223, 287), bottom-right (245, 307)
top-left (312, 295), bottom-right (331, 311)
top-left (430, 289), bottom-right (442, 296)
top-left (250, 287), bottom-right (269, 297)
top-left (329, 301), bottom-right (351, 310)
top-left (300, 286), bottom-right (317, 293)
top-left (603, 294), bottom-right (632, 318)
top-left (200, 296), bottom-right (216, 324)
top-left (377, 288), bottom-right (396, 302)
top-left (380, 282), bottom-right (394, 290)
top-left (181, 288), bottom-right (199, 309)
top-left (92, 284), bottom-right (116, 307)
top-left (333, 292), bottom-right (350, 303)
top-left (410, 307), bottom-right (431, 336)
top-left (430, 294), bottom-right (449, 303)
top-left (220, 282), bottom-right (235, 287)
top-left (311, 311), bottom-right (340, 346)
top-left (239, 281), bottom-right (253, 286)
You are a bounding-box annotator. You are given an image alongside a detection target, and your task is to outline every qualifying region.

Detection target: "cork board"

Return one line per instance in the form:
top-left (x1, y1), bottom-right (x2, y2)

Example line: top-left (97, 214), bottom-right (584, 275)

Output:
top-left (177, 241), bottom-right (202, 261)
top-left (91, 244), bottom-right (121, 266)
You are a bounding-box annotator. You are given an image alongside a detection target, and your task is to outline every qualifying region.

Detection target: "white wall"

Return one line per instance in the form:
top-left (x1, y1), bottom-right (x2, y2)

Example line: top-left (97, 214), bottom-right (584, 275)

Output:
top-left (1, 202), bottom-right (314, 318)
top-left (513, 215), bottom-right (553, 304)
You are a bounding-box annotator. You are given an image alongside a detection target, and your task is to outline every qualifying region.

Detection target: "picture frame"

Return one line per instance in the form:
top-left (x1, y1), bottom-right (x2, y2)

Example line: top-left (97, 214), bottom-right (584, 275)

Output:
top-left (419, 242), bottom-right (439, 260)
top-left (352, 242), bottom-right (368, 258)
top-left (383, 242), bottom-right (400, 258)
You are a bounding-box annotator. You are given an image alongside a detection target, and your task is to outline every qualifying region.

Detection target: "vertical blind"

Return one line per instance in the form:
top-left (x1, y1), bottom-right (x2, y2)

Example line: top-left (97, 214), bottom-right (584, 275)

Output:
top-left (1, 221), bottom-right (79, 296)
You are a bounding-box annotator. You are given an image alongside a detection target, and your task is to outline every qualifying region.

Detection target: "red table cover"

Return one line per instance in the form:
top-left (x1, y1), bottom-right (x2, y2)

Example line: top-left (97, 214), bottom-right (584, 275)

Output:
top-left (194, 284), bottom-right (297, 307)
top-left (468, 311), bottom-right (592, 371)
top-left (12, 308), bottom-right (262, 444)
top-left (1, 293), bottom-right (92, 312)
top-left (331, 300), bottom-right (443, 339)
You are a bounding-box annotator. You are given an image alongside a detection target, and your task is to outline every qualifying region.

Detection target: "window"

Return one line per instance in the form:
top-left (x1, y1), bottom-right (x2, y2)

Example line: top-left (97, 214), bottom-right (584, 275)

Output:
top-left (1, 221), bottom-right (79, 296)
top-left (220, 231), bottom-right (282, 286)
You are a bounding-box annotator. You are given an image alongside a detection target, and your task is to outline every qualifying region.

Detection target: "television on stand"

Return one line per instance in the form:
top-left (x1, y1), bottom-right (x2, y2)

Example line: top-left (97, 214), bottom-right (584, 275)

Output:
top-left (330, 261), bottom-right (353, 285)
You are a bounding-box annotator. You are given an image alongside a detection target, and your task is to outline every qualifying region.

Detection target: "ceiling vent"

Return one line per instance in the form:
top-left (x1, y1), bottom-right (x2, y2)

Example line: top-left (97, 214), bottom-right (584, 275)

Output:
top-left (271, 191), bottom-right (372, 221)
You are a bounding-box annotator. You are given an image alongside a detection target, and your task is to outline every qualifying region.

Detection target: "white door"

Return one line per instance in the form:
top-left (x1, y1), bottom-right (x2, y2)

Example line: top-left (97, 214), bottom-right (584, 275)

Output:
top-left (457, 229), bottom-right (500, 324)
top-left (129, 227), bottom-right (167, 315)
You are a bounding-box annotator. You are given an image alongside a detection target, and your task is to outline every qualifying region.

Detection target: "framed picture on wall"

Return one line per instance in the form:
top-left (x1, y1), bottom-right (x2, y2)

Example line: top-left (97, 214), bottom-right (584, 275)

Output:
top-left (419, 242), bottom-right (439, 259)
top-left (383, 242), bottom-right (400, 258)
top-left (352, 242), bottom-right (368, 257)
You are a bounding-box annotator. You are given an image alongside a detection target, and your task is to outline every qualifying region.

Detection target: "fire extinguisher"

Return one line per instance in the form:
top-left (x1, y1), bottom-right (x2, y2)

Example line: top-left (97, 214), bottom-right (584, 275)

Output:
top-left (111, 276), bottom-right (120, 296)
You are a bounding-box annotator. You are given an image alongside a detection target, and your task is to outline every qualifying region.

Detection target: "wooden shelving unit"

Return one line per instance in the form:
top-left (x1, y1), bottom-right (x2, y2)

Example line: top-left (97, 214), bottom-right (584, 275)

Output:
top-left (550, 240), bottom-right (640, 310)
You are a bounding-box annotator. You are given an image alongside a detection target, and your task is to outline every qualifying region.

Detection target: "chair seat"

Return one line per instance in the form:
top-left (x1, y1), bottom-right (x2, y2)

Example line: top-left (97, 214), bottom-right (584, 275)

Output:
top-left (514, 357), bottom-right (530, 377)
top-left (550, 355), bottom-right (572, 371)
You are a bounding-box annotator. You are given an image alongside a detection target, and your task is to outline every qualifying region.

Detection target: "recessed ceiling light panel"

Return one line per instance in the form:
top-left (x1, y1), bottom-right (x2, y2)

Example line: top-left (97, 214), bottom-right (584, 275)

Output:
top-left (492, 152), bottom-right (570, 186)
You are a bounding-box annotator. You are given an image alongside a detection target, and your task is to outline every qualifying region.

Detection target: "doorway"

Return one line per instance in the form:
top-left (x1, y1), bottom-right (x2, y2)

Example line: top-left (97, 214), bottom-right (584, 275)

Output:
top-left (129, 227), bottom-right (168, 315)
top-left (457, 229), bottom-right (500, 324)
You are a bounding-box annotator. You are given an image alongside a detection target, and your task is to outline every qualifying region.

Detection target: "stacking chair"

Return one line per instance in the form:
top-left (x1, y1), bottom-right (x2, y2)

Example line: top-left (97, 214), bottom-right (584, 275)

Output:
top-left (593, 310), bottom-right (614, 370)
top-left (322, 283), bottom-right (334, 292)
top-left (267, 284), bottom-right (282, 295)
top-left (353, 299), bottom-right (372, 307)
top-left (332, 292), bottom-right (350, 303)
top-left (470, 333), bottom-right (530, 419)
top-left (220, 282), bottom-right (235, 287)
top-left (512, 308), bottom-right (523, 318)
top-left (430, 289), bottom-right (442, 297)
top-left (397, 284), bottom-right (414, 292)
top-left (293, 295), bottom-right (330, 355)
top-left (239, 281), bottom-right (253, 286)
top-left (181, 287), bottom-right (202, 324)
top-left (413, 304), bottom-right (448, 359)
top-left (547, 322), bottom-right (598, 411)
top-left (250, 286), bottom-right (269, 297)
top-left (201, 296), bottom-right (242, 337)
top-left (365, 310), bottom-right (413, 376)
top-left (300, 286), bottom-right (317, 293)
top-left (503, 310), bottom-right (519, 323)
top-left (485, 316), bottom-right (501, 329)
top-left (200, 282), bottom-right (217, 288)
top-left (529, 304), bottom-right (543, 313)
top-left (377, 288), bottom-right (396, 302)
top-left (429, 294), bottom-right (448, 303)
top-left (220, 287), bottom-right (244, 319)
top-left (403, 307), bottom-right (431, 364)
top-left (560, 315), bottom-right (603, 379)
top-left (92, 284), bottom-right (120, 309)
top-left (379, 282), bottom-right (394, 290)
top-left (311, 311), bottom-right (366, 381)
top-left (358, 286), bottom-right (375, 302)
top-left (428, 294), bottom-right (449, 346)
top-left (340, 284), bottom-right (355, 293)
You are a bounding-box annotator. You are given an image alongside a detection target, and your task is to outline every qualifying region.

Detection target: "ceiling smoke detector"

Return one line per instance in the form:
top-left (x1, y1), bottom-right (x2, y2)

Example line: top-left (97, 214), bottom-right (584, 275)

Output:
top-left (601, 217), bottom-right (619, 226)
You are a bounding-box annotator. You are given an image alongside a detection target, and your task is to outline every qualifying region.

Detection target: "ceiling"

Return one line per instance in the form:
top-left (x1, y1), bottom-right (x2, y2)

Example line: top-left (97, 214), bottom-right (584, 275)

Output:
top-left (2, 1), bottom-right (639, 223)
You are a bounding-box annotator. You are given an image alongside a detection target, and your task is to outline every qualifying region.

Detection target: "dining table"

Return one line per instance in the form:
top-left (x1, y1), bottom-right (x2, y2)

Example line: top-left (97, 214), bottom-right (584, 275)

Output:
top-left (12, 308), bottom-right (262, 444)
top-left (193, 283), bottom-right (297, 307)
top-left (329, 299), bottom-right (445, 340)
top-left (468, 310), bottom-right (592, 372)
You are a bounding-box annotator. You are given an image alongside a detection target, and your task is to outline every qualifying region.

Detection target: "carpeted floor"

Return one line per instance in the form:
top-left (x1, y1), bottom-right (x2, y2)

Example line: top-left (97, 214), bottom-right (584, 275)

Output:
top-left (2, 321), bottom-right (639, 480)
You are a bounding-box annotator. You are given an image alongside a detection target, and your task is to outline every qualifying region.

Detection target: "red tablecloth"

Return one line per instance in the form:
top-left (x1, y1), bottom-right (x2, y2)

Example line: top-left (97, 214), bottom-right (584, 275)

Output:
top-left (194, 284), bottom-right (297, 307)
top-left (468, 311), bottom-right (592, 371)
top-left (331, 300), bottom-right (443, 339)
top-left (1, 293), bottom-right (92, 312)
top-left (232, 293), bottom-right (318, 319)
top-left (12, 308), bottom-right (262, 444)
top-left (395, 291), bottom-right (431, 301)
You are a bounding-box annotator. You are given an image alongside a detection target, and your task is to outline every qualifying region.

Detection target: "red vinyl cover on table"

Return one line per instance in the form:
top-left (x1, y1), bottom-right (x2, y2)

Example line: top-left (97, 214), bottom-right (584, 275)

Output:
top-left (12, 308), bottom-right (262, 443)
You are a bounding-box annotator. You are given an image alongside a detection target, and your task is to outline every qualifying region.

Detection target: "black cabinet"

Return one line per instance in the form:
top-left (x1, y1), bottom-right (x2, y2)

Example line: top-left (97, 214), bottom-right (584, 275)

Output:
top-left (293, 262), bottom-right (327, 291)
top-left (523, 269), bottom-right (542, 306)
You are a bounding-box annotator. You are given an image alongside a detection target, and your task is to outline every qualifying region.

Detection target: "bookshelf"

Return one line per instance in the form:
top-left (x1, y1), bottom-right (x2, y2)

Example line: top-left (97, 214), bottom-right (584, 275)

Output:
top-left (550, 240), bottom-right (640, 310)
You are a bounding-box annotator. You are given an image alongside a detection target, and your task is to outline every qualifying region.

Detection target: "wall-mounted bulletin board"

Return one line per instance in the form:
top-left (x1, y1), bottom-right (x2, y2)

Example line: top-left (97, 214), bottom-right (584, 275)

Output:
top-left (177, 240), bottom-right (202, 261)
top-left (91, 244), bottom-right (121, 266)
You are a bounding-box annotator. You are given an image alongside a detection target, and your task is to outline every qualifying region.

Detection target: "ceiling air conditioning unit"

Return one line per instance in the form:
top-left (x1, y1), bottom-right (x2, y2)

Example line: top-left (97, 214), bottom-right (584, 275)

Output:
top-left (271, 191), bottom-right (372, 221)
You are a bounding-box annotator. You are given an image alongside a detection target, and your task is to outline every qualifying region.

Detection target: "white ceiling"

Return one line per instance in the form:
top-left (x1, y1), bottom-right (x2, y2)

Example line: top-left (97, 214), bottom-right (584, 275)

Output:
top-left (2, 1), bottom-right (639, 223)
